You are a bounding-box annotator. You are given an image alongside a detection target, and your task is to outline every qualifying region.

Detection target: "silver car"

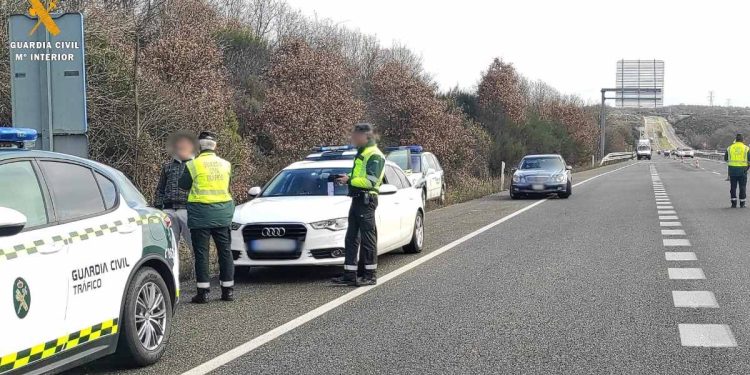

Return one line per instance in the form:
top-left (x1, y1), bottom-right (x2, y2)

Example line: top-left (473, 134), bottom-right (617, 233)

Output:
top-left (510, 154), bottom-right (572, 199)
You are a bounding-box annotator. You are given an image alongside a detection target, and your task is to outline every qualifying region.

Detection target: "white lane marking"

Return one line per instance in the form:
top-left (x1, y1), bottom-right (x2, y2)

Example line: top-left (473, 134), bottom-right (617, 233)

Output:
top-left (678, 324), bottom-right (737, 347)
top-left (672, 291), bottom-right (718, 308)
top-left (655, 200), bottom-right (671, 203)
top-left (658, 210), bottom-right (677, 215)
top-left (655, 193), bottom-right (668, 196)
top-left (711, 171), bottom-right (721, 175)
top-left (664, 238), bottom-right (691, 246)
top-left (665, 252), bottom-right (697, 261)
top-left (662, 229), bottom-right (686, 235)
top-left (657, 206), bottom-right (674, 209)
top-left (180, 162), bottom-right (642, 375)
top-left (668, 268), bottom-right (705, 279)
top-left (659, 216), bottom-right (679, 220)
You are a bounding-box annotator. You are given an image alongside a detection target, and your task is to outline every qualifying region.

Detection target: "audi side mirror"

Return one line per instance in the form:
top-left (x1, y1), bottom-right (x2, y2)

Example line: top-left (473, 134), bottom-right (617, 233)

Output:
top-left (379, 184), bottom-right (398, 195)
top-left (426, 168), bottom-right (436, 175)
top-left (0, 207), bottom-right (27, 237)
top-left (248, 186), bottom-right (261, 197)
top-left (566, 166), bottom-right (573, 171)
top-left (511, 168), bottom-right (518, 173)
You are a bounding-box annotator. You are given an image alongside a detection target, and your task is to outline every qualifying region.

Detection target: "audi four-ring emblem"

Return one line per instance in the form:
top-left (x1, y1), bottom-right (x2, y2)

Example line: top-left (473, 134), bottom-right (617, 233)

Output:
top-left (262, 227), bottom-right (286, 237)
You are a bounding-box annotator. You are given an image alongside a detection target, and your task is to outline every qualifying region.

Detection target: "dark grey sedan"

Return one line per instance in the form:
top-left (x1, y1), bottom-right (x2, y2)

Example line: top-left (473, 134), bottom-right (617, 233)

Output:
top-left (509, 154), bottom-right (572, 199)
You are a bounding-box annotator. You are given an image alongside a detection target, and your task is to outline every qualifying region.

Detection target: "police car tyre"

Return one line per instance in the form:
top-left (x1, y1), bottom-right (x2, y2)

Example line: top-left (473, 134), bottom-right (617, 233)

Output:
top-left (403, 211), bottom-right (424, 254)
top-left (117, 267), bottom-right (172, 367)
top-left (439, 184), bottom-right (447, 205)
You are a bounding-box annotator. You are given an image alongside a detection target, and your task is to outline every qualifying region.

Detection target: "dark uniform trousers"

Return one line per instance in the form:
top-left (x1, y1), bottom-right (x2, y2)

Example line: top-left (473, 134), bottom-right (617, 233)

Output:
top-left (344, 194), bottom-right (378, 277)
top-left (730, 174), bottom-right (748, 202)
top-left (191, 227), bottom-right (234, 288)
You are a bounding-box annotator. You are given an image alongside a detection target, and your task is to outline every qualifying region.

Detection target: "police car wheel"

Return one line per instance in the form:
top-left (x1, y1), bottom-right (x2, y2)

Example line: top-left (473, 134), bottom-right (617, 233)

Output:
top-left (439, 184), bottom-right (447, 205)
top-left (117, 267), bottom-right (173, 366)
top-left (403, 211), bottom-right (424, 254)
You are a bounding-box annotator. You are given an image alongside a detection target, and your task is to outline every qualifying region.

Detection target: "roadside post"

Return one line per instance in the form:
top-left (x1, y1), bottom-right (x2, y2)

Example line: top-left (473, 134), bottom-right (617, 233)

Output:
top-left (500, 161), bottom-right (505, 190)
top-left (8, 12), bottom-right (88, 157)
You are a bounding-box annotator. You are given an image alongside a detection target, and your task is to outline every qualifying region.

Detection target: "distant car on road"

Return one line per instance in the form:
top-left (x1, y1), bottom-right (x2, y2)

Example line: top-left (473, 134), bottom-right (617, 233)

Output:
top-left (230, 148), bottom-right (425, 268)
top-left (677, 148), bottom-right (695, 158)
top-left (636, 139), bottom-right (652, 160)
top-left (0, 129), bottom-right (179, 374)
top-left (385, 146), bottom-right (446, 206)
top-left (510, 154), bottom-right (572, 199)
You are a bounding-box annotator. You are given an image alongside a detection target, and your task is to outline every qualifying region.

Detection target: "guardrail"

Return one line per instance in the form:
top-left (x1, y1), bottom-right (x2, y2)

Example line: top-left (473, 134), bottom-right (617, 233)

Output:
top-left (695, 150), bottom-right (724, 161)
top-left (600, 152), bottom-right (635, 166)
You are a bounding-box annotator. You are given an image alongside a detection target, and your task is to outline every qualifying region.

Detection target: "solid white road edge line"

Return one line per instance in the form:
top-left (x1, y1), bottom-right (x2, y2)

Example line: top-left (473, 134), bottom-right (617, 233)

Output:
top-left (180, 161), bottom-right (640, 375)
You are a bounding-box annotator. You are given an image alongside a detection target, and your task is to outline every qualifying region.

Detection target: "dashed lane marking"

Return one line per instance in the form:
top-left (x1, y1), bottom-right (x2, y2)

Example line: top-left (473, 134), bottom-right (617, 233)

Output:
top-left (658, 210), bottom-right (677, 215)
top-left (659, 216), bottom-right (679, 220)
top-left (662, 229), bottom-right (686, 236)
top-left (660, 222), bottom-right (682, 227)
top-left (668, 268), bottom-right (705, 279)
top-left (678, 324), bottom-right (737, 347)
top-left (672, 291), bottom-right (718, 308)
top-left (665, 252), bottom-right (697, 261)
top-left (657, 206), bottom-right (674, 209)
top-left (664, 238), bottom-right (691, 246)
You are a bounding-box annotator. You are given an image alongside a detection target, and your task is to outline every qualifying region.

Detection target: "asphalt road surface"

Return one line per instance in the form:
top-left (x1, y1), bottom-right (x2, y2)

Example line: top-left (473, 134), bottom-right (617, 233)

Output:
top-left (76, 158), bottom-right (750, 375)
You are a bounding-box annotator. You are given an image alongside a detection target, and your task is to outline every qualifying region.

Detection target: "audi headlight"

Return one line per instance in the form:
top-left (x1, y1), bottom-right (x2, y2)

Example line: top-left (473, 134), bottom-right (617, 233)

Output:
top-left (310, 218), bottom-right (348, 231)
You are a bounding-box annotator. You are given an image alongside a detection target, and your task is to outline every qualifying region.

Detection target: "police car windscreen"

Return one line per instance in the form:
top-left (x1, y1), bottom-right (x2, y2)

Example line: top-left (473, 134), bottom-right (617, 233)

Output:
top-left (520, 157), bottom-right (563, 170)
top-left (262, 168), bottom-right (350, 197)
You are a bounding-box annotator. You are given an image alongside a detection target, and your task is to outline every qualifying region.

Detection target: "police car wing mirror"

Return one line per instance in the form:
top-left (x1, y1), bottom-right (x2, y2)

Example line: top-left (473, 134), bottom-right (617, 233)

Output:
top-left (379, 184), bottom-right (398, 195)
top-left (566, 165), bottom-right (573, 171)
top-left (248, 186), bottom-right (262, 197)
top-left (426, 168), bottom-right (436, 175)
top-left (0, 207), bottom-right (27, 237)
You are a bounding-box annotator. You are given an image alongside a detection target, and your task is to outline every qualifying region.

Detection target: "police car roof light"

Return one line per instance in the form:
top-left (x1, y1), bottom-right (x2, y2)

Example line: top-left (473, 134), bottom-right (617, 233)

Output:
top-left (385, 145), bottom-right (423, 153)
top-left (0, 127), bottom-right (38, 143)
top-left (314, 145), bottom-right (355, 152)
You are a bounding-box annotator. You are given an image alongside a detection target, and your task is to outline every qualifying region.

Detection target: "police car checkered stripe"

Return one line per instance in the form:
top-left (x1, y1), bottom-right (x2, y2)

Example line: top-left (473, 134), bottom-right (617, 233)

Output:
top-left (0, 214), bottom-right (164, 263)
top-left (0, 318), bottom-right (118, 373)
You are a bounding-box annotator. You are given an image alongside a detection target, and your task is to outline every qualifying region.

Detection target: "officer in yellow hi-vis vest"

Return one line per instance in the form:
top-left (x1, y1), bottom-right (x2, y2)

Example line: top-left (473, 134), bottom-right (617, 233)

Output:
top-left (332, 123), bottom-right (385, 286)
top-left (179, 131), bottom-right (236, 302)
top-left (724, 134), bottom-right (750, 208)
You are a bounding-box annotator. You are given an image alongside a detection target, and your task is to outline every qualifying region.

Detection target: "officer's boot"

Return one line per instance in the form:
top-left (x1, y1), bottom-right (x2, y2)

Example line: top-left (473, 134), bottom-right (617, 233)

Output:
top-left (191, 288), bottom-right (210, 304)
top-left (331, 272), bottom-right (358, 286)
top-left (742, 200), bottom-right (746, 208)
top-left (221, 287), bottom-right (234, 301)
top-left (359, 270), bottom-right (377, 286)
top-left (732, 200), bottom-right (738, 208)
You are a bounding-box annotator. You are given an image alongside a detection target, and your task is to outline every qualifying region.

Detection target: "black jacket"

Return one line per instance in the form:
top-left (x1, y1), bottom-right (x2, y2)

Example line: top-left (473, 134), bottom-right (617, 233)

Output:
top-left (154, 158), bottom-right (191, 209)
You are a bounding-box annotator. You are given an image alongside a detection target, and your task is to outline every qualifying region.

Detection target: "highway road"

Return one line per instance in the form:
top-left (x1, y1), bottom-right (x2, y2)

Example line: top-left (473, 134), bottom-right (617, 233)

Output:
top-left (76, 158), bottom-right (750, 375)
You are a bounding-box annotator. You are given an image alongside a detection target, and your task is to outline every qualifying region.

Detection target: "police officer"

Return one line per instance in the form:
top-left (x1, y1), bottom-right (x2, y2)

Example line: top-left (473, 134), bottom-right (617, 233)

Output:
top-left (332, 123), bottom-right (385, 286)
top-left (725, 133), bottom-right (750, 208)
top-left (178, 131), bottom-right (236, 302)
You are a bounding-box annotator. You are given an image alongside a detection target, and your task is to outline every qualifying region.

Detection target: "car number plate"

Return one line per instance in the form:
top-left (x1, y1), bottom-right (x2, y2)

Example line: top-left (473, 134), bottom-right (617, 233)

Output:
top-left (532, 184), bottom-right (544, 191)
top-left (249, 239), bottom-right (297, 252)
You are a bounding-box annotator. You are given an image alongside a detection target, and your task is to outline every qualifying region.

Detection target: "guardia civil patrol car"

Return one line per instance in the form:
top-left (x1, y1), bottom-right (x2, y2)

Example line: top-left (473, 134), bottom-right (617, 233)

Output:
top-left (0, 128), bottom-right (179, 374)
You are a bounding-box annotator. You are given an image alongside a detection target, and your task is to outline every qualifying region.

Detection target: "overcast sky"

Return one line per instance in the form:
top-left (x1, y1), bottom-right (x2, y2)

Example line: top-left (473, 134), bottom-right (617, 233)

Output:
top-left (285, 0), bottom-right (749, 107)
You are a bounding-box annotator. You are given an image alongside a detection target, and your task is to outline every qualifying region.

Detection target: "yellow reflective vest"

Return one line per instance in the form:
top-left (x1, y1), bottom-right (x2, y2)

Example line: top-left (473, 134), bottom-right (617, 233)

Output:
top-left (350, 143), bottom-right (385, 194)
top-left (185, 151), bottom-right (233, 203)
top-left (727, 142), bottom-right (750, 167)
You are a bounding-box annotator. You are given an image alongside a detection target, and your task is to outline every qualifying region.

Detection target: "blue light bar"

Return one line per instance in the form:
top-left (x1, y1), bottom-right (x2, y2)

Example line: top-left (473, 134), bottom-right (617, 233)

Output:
top-left (314, 145), bottom-right (355, 152)
top-left (385, 145), bottom-right (423, 153)
top-left (0, 128), bottom-right (38, 143)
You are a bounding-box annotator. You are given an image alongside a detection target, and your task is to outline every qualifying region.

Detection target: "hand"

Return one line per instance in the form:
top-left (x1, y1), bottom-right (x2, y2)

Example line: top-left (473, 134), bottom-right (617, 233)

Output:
top-left (335, 175), bottom-right (349, 185)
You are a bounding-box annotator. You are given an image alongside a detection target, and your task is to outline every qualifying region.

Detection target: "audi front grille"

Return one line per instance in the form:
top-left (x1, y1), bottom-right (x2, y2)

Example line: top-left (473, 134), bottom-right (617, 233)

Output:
top-left (242, 224), bottom-right (307, 260)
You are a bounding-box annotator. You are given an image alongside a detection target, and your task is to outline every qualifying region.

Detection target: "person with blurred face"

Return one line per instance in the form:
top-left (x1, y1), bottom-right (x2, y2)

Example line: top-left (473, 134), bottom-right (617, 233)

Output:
top-left (155, 131), bottom-right (196, 251)
top-left (332, 123), bottom-right (385, 286)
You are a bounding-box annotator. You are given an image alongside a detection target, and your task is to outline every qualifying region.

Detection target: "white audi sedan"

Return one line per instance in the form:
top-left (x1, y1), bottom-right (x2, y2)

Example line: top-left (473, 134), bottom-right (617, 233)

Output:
top-left (230, 153), bottom-right (425, 267)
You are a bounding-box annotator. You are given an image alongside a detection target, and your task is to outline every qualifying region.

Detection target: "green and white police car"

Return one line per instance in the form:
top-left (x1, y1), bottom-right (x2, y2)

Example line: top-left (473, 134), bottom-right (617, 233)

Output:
top-left (0, 129), bottom-right (178, 374)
